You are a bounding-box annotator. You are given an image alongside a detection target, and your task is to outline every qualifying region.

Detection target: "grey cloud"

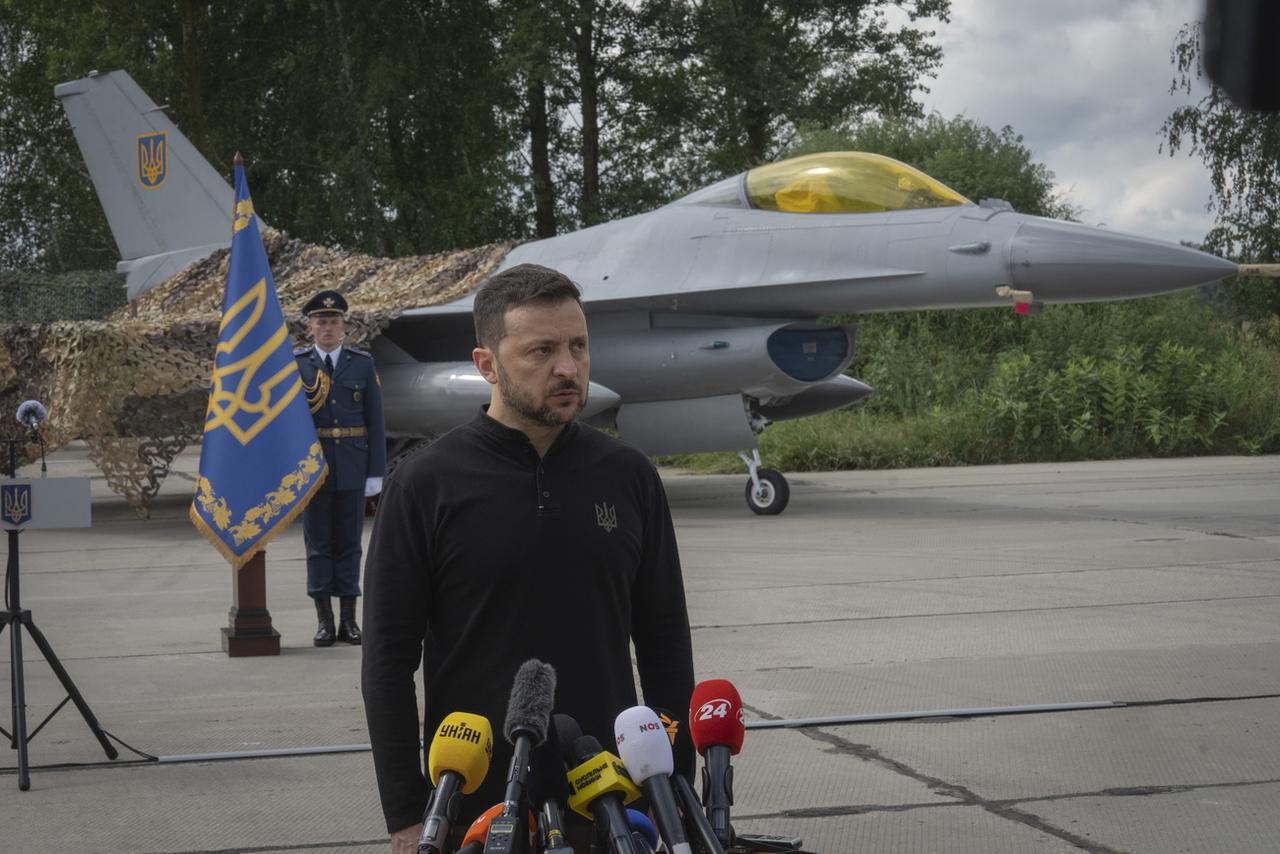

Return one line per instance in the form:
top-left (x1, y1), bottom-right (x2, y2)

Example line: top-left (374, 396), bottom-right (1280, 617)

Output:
top-left (914, 0), bottom-right (1216, 244)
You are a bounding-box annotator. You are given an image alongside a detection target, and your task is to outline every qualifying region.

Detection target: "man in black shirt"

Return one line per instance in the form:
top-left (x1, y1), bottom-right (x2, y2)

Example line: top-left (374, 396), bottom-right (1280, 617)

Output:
top-left (361, 264), bottom-right (695, 852)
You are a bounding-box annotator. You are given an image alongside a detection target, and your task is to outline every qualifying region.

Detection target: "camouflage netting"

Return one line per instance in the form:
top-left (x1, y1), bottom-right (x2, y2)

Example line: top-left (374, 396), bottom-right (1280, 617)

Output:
top-left (0, 268), bottom-right (128, 323)
top-left (0, 229), bottom-right (515, 514)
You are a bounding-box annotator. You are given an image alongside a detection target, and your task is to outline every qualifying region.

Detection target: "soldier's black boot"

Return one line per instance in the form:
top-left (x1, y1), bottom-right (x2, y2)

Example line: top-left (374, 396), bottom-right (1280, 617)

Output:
top-left (313, 597), bottom-right (336, 647)
top-left (337, 596), bottom-right (362, 645)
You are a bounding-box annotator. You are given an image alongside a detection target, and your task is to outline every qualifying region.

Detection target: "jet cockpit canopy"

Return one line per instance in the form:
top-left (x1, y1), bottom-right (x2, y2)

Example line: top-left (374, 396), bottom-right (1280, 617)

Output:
top-left (677, 151), bottom-right (973, 213)
top-left (747, 152), bottom-right (971, 213)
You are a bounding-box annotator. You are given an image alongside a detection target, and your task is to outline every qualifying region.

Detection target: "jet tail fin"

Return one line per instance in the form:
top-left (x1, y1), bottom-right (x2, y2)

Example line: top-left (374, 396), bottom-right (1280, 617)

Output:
top-left (55, 70), bottom-right (240, 299)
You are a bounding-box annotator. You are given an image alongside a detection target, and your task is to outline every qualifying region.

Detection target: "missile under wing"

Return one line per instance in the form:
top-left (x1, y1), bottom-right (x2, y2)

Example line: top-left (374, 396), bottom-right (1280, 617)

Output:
top-left (56, 71), bottom-right (1241, 515)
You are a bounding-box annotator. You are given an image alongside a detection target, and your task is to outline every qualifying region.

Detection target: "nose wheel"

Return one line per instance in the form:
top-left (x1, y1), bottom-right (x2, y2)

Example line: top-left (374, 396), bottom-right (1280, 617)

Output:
top-left (738, 450), bottom-right (790, 515)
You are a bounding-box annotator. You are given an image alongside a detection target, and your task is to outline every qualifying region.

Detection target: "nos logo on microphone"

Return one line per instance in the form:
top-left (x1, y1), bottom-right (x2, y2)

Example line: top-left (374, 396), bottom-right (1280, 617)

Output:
top-left (616, 720), bottom-right (662, 746)
top-left (695, 699), bottom-right (745, 725)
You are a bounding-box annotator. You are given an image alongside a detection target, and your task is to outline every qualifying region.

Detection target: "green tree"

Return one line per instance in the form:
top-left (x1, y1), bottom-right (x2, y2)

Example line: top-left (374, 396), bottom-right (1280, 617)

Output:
top-left (248, 0), bottom-right (525, 254)
top-left (790, 114), bottom-right (1077, 220)
top-left (640, 0), bottom-right (951, 179)
top-left (0, 1), bottom-right (182, 271)
top-left (0, 1), bottom-right (525, 270)
top-left (2, 1), bottom-right (955, 270)
top-left (1161, 21), bottom-right (1280, 323)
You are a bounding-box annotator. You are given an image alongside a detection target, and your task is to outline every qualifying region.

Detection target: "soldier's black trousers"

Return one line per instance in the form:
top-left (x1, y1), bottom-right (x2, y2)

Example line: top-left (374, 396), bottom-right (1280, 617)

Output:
top-left (303, 488), bottom-right (365, 598)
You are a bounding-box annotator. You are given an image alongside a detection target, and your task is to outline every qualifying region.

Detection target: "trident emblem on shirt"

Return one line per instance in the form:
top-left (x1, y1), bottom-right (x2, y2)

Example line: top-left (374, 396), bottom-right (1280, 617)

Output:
top-left (595, 502), bottom-right (617, 533)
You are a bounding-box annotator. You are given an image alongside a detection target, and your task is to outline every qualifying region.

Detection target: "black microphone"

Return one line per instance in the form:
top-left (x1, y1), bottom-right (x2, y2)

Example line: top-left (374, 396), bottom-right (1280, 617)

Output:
top-left (528, 713), bottom-right (572, 851)
top-left (672, 774), bottom-right (726, 854)
top-left (652, 707), bottom-right (725, 854)
top-left (485, 660), bottom-right (556, 854)
top-left (564, 734), bottom-right (643, 854)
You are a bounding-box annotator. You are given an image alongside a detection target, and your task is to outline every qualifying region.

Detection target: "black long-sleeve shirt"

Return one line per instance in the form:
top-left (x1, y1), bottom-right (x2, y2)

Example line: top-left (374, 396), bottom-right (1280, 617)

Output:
top-left (361, 412), bottom-right (695, 833)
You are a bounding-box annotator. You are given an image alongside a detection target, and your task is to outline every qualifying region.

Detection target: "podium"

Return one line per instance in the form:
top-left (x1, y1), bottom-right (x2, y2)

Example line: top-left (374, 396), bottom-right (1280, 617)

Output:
top-left (2, 474), bottom-right (117, 790)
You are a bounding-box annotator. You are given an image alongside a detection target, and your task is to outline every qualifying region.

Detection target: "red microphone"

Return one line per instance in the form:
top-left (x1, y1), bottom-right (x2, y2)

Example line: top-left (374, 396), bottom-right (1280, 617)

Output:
top-left (689, 679), bottom-right (745, 848)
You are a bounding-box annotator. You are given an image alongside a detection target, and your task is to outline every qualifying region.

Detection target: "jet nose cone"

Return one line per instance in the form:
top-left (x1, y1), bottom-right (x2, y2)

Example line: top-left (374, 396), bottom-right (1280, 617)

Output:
top-left (1009, 218), bottom-right (1237, 302)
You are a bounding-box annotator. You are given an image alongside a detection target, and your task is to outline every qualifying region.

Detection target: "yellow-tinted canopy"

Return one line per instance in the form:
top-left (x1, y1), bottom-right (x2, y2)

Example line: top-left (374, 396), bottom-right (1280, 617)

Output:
top-left (747, 152), bottom-right (971, 214)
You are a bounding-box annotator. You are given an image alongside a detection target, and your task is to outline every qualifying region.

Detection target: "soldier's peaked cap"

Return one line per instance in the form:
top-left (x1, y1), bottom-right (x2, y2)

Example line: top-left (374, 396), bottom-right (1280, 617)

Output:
top-left (303, 290), bottom-right (348, 317)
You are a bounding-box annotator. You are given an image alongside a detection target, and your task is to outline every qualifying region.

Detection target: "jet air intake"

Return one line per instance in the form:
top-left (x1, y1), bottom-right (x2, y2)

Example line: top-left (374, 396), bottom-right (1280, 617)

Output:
top-left (766, 327), bottom-right (850, 382)
top-left (589, 320), bottom-right (859, 403)
top-left (596, 321), bottom-right (866, 457)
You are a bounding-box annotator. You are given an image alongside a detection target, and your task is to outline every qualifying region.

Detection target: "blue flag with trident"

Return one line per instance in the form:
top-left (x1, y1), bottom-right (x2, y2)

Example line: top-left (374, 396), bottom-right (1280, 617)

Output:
top-left (190, 157), bottom-right (327, 568)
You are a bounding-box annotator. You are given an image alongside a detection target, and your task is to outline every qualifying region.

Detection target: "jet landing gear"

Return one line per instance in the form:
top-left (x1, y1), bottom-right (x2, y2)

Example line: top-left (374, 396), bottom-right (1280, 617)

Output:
top-left (738, 449), bottom-right (790, 515)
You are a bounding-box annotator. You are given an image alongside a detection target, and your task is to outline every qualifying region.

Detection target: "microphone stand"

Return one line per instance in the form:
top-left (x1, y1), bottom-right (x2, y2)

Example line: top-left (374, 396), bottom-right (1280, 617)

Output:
top-left (1, 436), bottom-right (117, 791)
top-left (30, 427), bottom-right (46, 476)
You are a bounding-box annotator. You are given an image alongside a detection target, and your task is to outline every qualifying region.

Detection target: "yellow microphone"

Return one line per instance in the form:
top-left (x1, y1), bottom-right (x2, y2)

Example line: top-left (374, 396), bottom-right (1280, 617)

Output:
top-left (419, 712), bottom-right (494, 854)
top-left (564, 734), bottom-right (645, 853)
top-left (565, 741), bottom-right (642, 819)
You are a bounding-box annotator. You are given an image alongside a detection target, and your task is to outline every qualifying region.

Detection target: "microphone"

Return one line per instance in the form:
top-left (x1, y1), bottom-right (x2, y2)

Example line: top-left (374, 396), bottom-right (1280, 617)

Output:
top-left (689, 680), bottom-right (745, 849)
top-left (564, 734), bottom-right (643, 854)
top-left (417, 712), bottom-right (495, 854)
top-left (463, 803), bottom-right (536, 853)
top-left (627, 808), bottom-right (658, 853)
top-left (16, 400), bottom-right (47, 430)
top-left (652, 707), bottom-right (726, 854)
top-left (552, 713), bottom-right (583, 747)
top-left (614, 705), bottom-right (694, 854)
top-left (485, 659), bottom-right (556, 853)
top-left (529, 714), bottom-right (573, 851)
top-left (461, 804), bottom-right (503, 853)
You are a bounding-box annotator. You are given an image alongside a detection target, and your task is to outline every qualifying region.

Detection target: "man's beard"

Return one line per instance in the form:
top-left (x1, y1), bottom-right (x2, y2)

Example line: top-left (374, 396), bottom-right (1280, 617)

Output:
top-left (495, 363), bottom-right (587, 427)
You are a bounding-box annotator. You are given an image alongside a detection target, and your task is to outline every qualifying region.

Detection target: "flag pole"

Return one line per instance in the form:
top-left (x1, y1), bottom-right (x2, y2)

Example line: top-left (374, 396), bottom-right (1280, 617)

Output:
top-left (219, 151), bottom-right (279, 656)
top-left (222, 549), bottom-right (280, 657)
top-left (192, 150), bottom-right (325, 654)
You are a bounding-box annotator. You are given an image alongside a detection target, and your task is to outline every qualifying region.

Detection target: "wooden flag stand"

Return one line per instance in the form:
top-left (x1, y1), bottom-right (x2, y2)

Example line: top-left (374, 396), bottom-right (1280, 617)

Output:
top-left (222, 551), bottom-right (281, 657)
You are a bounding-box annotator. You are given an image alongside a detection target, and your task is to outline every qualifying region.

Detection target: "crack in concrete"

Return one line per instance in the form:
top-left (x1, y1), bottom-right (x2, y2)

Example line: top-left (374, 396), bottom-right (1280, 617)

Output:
top-left (689, 556), bottom-right (1279, 595)
top-left (794, 725), bottom-right (1128, 853)
top-left (691, 592), bottom-right (1280, 631)
top-left (736, 777), bottom-right (1280, 819)
top-left (742, 693), bottom-right (1280, 850)
top-left (742, 701), bottom-right (1140, 853)
top-left (1018, 776), bottom-right (1280, 804)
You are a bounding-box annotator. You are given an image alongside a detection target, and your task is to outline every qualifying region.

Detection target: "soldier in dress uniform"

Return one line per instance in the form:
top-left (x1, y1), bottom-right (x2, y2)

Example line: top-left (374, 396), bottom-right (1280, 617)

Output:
top-left (295, 290), bottom-right (386, 647)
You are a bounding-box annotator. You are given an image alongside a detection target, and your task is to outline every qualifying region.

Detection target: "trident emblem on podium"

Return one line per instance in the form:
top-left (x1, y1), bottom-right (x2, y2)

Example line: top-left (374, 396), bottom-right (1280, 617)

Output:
top-left (2, 483), bottom-right (31, 525)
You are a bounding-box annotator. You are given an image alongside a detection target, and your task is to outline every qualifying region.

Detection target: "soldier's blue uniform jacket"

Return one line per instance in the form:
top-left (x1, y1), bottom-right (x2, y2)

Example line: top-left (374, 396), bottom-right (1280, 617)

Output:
top-left (294, 344), bottom-right (387, 490)
top-left (295, 342), bottom-right (387, 601)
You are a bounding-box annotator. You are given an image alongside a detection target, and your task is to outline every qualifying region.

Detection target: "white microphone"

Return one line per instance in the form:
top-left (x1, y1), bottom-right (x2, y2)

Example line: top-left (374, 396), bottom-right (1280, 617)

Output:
top-left (615, 705), bottom-right (694, 854)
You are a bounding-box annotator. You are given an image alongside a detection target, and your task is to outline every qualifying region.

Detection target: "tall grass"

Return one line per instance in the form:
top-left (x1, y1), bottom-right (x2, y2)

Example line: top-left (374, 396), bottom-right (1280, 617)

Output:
top-left (666, 292), bottom-right (1280, 473)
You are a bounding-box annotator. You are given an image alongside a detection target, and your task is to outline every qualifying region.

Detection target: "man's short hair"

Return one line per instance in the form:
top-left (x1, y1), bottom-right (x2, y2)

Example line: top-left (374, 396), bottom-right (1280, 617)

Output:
top-left (473, 263), bottom-right (583, 350)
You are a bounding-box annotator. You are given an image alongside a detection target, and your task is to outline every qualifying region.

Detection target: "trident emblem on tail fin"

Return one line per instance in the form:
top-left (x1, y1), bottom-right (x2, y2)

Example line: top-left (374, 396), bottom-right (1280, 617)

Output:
top-left (137, 132), bottom-right (167, 189)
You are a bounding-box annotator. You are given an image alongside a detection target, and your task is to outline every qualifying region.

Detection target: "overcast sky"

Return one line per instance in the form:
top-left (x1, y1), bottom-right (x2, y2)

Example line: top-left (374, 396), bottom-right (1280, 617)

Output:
top-left (909, 0), bottom-right (1213, 245)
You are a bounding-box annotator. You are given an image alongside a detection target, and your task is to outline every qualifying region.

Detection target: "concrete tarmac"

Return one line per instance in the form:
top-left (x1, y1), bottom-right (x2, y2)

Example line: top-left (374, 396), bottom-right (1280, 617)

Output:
top-left (2, 447), bottom-right (1278, 853)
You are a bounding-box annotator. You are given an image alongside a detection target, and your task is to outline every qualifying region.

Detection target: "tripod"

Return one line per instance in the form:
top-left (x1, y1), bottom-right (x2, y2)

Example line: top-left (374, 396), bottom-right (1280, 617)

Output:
top-left (1, 438), bottom-right (116, 791)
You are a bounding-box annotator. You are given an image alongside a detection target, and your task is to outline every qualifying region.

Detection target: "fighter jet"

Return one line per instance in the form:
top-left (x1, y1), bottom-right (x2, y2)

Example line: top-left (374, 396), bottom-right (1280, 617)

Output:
top-left (55, 70), bottom-right (1240, 514)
